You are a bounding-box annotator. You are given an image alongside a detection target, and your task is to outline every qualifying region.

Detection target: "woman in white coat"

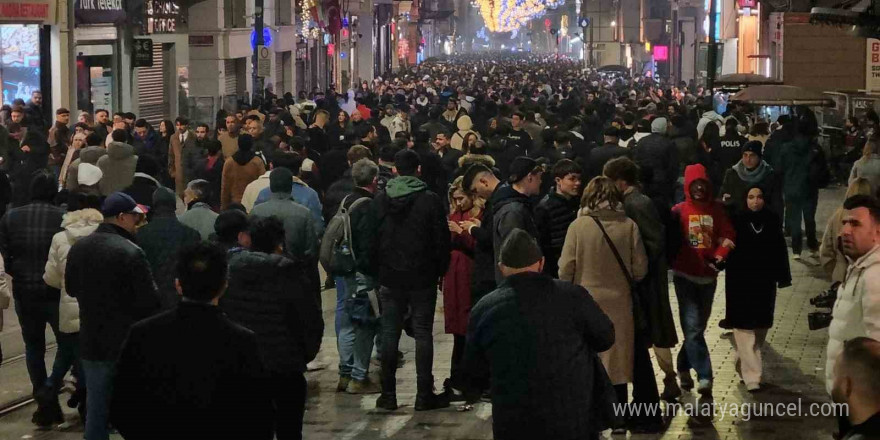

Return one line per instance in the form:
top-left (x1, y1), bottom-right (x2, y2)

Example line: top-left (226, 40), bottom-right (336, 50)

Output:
top-left (39, 192), bottom-right (104, 415)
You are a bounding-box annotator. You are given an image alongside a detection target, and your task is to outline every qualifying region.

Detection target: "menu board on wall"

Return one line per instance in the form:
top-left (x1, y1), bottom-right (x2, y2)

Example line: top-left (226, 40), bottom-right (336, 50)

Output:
top-left (0, 24), bottom-right (40, 106)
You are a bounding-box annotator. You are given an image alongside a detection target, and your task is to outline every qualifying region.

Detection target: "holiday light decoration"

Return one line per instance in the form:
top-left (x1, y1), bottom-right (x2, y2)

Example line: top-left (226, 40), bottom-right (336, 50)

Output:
top-left (478, 0), bottom-right (565, 33)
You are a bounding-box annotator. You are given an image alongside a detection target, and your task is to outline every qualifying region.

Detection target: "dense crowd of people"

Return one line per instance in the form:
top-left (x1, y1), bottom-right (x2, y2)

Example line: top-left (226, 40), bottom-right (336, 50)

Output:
top-left (1, 53), bottom-right (880, 440)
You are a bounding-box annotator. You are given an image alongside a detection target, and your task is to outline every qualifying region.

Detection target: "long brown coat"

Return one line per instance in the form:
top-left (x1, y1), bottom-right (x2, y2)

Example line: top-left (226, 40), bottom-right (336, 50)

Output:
top-left (558, 208), bottom-right (648, 385)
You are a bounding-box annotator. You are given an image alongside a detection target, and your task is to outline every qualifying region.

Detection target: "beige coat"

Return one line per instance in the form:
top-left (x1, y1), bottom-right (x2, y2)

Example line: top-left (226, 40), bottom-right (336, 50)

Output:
top-left (559, 208), bottom-right (648, 385)
top-left (820, 208), bottom-right (848, 283)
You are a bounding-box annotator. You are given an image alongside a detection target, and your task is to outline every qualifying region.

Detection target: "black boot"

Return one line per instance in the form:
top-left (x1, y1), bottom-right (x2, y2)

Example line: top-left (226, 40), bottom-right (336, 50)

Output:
top-left (414, 392), bottom-right (450, 411)
top-left (375, 393), bottom-right (398, 410)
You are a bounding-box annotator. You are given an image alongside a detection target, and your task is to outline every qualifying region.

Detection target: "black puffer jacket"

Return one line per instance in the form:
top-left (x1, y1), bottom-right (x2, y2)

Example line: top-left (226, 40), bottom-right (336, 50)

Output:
top-left (369, 176), bottom-right (450, 289)
top-left (534, 192), bottom-right (579, 277)
top-left (323, 168), bottom-right (354, 222)
top-left (66, 223), bottom-right (161, 361)
top-left (221, 250), bottom-right (323, 373)
top-left (492, 184), bottom-right (539, 283)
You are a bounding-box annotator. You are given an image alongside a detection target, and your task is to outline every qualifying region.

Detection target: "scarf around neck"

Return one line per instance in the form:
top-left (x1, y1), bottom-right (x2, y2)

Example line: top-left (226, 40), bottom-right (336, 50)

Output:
top-left (733, 160), bottom-right (772, 183)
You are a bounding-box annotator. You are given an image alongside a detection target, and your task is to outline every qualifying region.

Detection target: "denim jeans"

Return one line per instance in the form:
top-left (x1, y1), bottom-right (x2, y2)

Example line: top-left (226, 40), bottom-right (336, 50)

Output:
top-left (82, 359), bottom-right (115, 440)
top-left (335, 274), bottom-right (379, 382)
top-left (14, 296), bottom-right (62, 394)
top-left (378, 285), bottom-right (438, 396)
top-left (46, 331), bottom-right (81, 392)
top-left (673, 276), bottom-right (717, 381)
top-left (786, 194), bottom-right (819, 255)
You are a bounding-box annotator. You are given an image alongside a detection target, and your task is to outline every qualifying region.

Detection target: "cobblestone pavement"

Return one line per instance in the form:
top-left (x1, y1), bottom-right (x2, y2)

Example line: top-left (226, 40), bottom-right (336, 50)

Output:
top-left (0, 187), bottom-right (846, 440)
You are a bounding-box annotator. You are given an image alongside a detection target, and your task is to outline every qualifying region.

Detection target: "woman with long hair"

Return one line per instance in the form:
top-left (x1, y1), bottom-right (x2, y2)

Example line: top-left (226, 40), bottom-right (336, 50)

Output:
top-left (327, 110), bottom-right (351, 150)
top-left (155, 119), bottom-right (175, 186)
top-left (849, 139), bottom-right (880, 194)
top-left (559, 176), bottom-right (649, 434)
top-left (442, 176), bottom-right (483, 399)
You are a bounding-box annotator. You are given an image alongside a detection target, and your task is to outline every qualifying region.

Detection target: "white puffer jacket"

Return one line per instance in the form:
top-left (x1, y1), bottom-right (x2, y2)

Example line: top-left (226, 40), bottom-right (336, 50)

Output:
top-left (43, 208), bottom-right (104, 334)
top-left (825, 245), bottom-right (880, 394)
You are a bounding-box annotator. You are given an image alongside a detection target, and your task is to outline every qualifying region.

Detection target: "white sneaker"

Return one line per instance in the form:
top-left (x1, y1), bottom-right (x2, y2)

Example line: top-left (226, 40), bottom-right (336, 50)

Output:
top-left (306, 359), bottom-right (328, 371)
top-left (793, 252), bottom-right (802, 261)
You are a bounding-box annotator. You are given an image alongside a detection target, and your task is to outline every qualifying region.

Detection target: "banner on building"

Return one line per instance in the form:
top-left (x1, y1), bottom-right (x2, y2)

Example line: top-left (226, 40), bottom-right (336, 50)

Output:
top-left (75, 0), bottom-right (125, 24)
top-left (0, 0), bottom-right (56, 24)
top-left (867, 38), bottom-right (880, 92)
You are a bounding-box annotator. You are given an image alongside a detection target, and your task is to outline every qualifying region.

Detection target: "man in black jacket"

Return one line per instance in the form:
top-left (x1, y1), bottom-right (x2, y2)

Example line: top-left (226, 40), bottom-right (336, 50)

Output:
top-left (370, 149), bottom-right (451, 411)
top-left (492, 156), bottom-right (543, 284)
top-left (534, 159), bottom-right (582, 277)
top-left (111, 242), bottom-right (273, 440)
top-left (0, 171), bottom-right (64, 426)
top-left (137, 187), bottom-right (202, 310)
top-left (462, 163), bottom-right (502, 306)
top-left (717, 117), bottom-right (747, 172)
top-left (66, 192), bottom-right (161, 440)
top-left (465, 229), bottom-right (615, 440)
top-left (632, 117), bottom-right (679, 209)
top-left (433, 130), bottom-right (463, 184)
top-left (221, 216), bottom-right (323, 440)
top-left (588, 126), bottom-right (631, 180)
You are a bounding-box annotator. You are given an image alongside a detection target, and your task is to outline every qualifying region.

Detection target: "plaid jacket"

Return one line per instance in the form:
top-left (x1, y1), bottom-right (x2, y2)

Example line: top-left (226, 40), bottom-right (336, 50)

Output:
top-left (0, 201), bottom-right (64, 299)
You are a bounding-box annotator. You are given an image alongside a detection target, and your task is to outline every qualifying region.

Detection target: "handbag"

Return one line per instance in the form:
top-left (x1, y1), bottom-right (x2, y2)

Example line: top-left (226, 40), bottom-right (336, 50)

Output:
top-left (590, 215), bottom-right (648, 331)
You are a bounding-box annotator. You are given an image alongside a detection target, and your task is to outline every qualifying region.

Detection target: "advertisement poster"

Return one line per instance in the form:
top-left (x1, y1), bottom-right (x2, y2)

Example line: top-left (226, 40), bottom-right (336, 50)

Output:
top-left (867, 38), bottom-right (880, 92)
top-left (0, 24), bottom-right (40, 106)
top-left (91, 76), bottom-right (113, 109)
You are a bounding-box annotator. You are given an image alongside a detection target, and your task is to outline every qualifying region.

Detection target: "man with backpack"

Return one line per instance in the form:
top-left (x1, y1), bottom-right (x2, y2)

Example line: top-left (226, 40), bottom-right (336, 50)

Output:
top-left (320, 158), bottom-right (382, 394)
top-left (368, 149), bottom-right (451, 411)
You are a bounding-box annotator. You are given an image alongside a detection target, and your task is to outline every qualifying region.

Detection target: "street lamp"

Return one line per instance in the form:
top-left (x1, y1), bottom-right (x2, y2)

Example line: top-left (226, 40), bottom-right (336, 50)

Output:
top-left (610, 20), bottom-right (616, 26)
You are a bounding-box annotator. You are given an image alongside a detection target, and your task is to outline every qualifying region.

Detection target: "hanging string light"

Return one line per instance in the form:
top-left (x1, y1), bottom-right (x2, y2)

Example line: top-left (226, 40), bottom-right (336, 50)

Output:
top-left (478, 0), bottom-right (561, 33)
top-left (301, 0), bottom-right (316, 38)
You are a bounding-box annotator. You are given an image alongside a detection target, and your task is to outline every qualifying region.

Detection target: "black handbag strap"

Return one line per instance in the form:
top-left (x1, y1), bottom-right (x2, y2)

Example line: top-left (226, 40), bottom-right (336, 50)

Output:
top-left (590, 215), bottom-right (634, 287)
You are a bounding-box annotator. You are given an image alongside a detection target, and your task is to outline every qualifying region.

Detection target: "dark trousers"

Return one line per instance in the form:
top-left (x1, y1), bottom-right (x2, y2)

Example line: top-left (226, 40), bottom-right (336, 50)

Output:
top-left (449, 334), bottom-right (466, 389)
top-left (629, 327), bottom-right (662, 424)
top-left (379, 286), bottom-right (437, 396)
top-left (786, 194), bottom-right (819, 254)
top-left (14, 295), bottom-right (62, 394)
top-left (269, 372), bottom-right (306, 440)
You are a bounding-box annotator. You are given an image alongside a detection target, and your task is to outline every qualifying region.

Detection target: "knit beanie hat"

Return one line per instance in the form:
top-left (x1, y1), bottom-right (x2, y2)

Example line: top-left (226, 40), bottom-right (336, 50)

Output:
top-left (651, 117), bottom-right (668, 134)
top-left (742, 140), bottom-right (763, 157)
top-left (499, 229), bottom-right (543, 269)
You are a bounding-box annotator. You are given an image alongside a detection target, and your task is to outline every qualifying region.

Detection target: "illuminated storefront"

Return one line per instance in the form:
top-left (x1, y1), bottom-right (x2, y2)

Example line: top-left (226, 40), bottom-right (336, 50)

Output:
top-left (0, 0), bottom-right (55, 107)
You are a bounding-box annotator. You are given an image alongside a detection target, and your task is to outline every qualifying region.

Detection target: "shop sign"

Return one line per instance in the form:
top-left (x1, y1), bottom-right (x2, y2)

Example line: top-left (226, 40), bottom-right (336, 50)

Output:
top-left (143, 0), bottom-right (180, 34)
top-left (737, 0), bottom-right (756, 8)
top-left (867, 39), bottom-right (880, 92)
top-left (0, 0), bottom-right (55, 24)
top-left (133, 38), bottom-right (153, 67)
top-left (189, 35), bottom-right (214, 46)
top-left (256, 45), bottom-right (271, 78)
top-left (75, 0), bottom-right (125, 25)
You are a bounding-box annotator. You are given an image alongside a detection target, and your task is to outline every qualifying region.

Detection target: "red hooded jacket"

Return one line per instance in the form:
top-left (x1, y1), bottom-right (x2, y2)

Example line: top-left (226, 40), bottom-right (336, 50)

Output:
top-left (670, 164), bottom-right (736, 279)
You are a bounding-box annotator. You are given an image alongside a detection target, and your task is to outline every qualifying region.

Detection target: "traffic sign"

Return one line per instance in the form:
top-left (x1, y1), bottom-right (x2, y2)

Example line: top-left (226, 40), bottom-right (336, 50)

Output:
top-left (579, 17), bottom-right (591, 28)
top-left (256, 45), bottom-right (271, 78)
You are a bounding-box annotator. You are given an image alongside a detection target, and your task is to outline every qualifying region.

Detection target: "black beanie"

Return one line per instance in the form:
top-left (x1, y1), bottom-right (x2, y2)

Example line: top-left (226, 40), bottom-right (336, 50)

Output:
top-left (742, 140), bottom-right (763, 157)
top-left (499, 229), bottom-right (543, 269)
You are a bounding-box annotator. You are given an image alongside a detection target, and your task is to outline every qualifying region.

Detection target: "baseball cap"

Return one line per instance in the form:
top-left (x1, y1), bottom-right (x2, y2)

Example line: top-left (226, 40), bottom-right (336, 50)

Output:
top-left (101, 192), bottom-right (147, 217)
top-left (507, 156), bottom-right (546, 184)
